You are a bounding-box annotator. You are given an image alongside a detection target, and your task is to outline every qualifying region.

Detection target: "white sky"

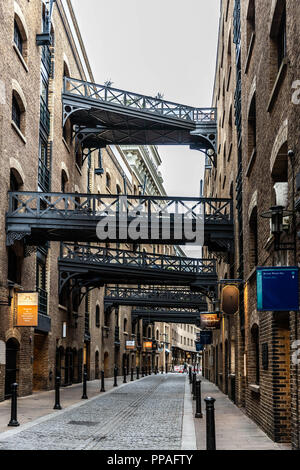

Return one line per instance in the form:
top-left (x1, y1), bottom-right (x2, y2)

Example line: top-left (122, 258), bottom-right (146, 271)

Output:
top-left (71, 0), bottom-right (220, 256)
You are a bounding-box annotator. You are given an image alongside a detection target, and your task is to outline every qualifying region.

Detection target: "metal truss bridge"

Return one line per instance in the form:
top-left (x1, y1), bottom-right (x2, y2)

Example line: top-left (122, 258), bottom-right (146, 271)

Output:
top-left (132, 307), bottom-right (204, 325)
top-left (58, 243), bottom-right (218, 299)
top-left (6, 192), bottom-right (233, 252)
top-left (104, 286), bottom-right (208, 310)
top-left (62, 77), bottom-right (217, 157)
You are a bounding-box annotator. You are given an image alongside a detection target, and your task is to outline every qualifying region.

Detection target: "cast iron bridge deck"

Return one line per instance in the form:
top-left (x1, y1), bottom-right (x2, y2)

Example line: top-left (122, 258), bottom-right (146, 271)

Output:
top-left (104, 286), bottom-right (208, 310)
top-left (6, 192), bottom-right (233, 252)
top-left (132, 307), bottom-right (204, 325)
top-left (58, 243), bottom-right (218, 298)
top-left (62, 77), bottom-right (217, 156)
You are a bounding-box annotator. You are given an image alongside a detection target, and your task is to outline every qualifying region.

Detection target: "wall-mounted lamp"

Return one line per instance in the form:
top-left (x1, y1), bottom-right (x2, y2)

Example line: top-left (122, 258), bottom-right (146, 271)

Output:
top-left (261, 205), bottom-right (294, 251)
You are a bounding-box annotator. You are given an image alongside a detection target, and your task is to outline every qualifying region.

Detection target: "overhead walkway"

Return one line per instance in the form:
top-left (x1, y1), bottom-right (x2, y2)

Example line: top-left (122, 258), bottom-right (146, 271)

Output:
top-left (131, 307), bottom-right (205, 325)
top-left (58, 243), bottom-right (218, 299)
top-left (104, 286), bottom-right (208, 310)
top-left (6, 192), bottom-right (233, 252)
top-left (62, 77), bottom-right (217, 157)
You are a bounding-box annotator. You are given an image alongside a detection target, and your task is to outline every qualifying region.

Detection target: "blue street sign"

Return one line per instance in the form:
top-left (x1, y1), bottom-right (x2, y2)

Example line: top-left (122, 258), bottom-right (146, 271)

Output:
top-left (199, 330), bottom-right (212, 345)
top-left (257, 267), bottom-right (299, 311)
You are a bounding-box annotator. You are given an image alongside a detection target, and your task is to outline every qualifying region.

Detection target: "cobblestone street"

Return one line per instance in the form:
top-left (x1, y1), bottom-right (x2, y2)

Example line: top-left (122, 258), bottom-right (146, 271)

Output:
top-left (0, 375), bottom-right (186, 450)
top-left (0, 374), bottom-right (290, 451)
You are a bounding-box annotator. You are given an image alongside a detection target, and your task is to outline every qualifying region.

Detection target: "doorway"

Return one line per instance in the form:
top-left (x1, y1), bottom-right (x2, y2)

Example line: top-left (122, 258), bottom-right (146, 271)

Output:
top-left (5, 338), bottom-right (19, 399)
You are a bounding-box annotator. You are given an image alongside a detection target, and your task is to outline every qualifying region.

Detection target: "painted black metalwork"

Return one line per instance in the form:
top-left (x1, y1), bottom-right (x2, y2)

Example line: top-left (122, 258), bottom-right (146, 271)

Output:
top-left (62, 77), bottom-right (217, 160)
top-left (36, 0), bottom-right (56, 46)
top-left (131, 307), bottom-right (203, 325)
top-left (58, 243), bottom-right (218, 299)
top-left (6, 191), bottom-right (233, 251)
top-left (104, 286), bottom-right (208, 308)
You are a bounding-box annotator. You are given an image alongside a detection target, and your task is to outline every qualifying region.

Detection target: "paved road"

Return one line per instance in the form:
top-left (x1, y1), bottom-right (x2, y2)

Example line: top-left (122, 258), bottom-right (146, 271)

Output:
top-left (0, 374), bottom-right (186, 450)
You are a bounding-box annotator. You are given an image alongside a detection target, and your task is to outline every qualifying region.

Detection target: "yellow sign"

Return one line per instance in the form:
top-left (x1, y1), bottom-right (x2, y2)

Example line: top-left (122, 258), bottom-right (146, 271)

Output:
top-left (143, 341), bottom-right (152, 350)
top-left (16, 292), bottom-right (38, 327)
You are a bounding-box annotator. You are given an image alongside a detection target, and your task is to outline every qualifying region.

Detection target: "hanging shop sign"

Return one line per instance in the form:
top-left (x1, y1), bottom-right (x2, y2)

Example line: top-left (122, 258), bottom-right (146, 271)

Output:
top-left (16, 292), bottom-right (39, 327)
top-left (143, 341), bottom-right (153, 350)
top-left (126, 341), bottom-right (135, 350)
top-left (221, 285), bottom-right (239, 315)
top-left (199, 330), bottom-right (212, 346)
top-left (195, 342), bottom-right (204, 352)
top-left (257, 267), bottom-right (299, 311)
top-left (200, 313), bottom-right (221, 330)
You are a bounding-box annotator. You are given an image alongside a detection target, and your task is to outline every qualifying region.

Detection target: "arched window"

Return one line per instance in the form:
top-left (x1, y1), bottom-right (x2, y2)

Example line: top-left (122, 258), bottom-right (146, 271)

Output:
top-left (12, 95), bottom-right (21, 129)
top-left (61, 170), bottom-right (68, 193)
top-left (12, 89), bottom-right (26, 135)
top-left (251, 324), bottom-right (260, 385)
top-left (123, 317), bottom-right (128, 333)
top-left (13, 7), bottom-right (28, 62)
top-left (248, 93), bottom-right (256, 162)
top-left (249, 207), bottom-right (258, 269)
top-left (106, 172), bottom-right (111, 190)
top-left (14, 20), bottom-right (23, 55)
top-left (96, 305), bottom-right (100, 328)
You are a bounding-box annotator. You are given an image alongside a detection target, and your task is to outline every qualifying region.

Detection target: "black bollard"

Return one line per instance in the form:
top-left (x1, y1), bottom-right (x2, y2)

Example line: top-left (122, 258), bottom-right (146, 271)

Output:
top-left (131, 367), bottom-right (134, 381)
top-left (155, 366), bottom-right (158, 375)
top-left (149, 366), bottom-right (151, 375)
top-left (145, 366), bottom-right (148, 376)
top-left (161, 366), bottom-right (164, 374)
top-left (205, 397), bottom-right (216, 450)
top-left (192, 372), bottom-right (197, 400)
top-left (195, 379), bottom-right (203, 418)
top-left (123, 367), bottom-right (127, 384)
top-left (165, 363), bottom-right (168, 374)
top-left (53, 376), bottom-right (62, 410)
top-left (136, 366), bottom-right (140, 380)
top-left (100, 370), bottom-right (105, 393)
top-left (189, 366), bottom-right (192, 384)
top-left (82, 371), bottom-right (88, 399)
top-left (114, 366), bottom-right (118, 387)
top-left (142, 367), bottom-right (145, 378)
top-left (8, 383), bottom-right (19, 427)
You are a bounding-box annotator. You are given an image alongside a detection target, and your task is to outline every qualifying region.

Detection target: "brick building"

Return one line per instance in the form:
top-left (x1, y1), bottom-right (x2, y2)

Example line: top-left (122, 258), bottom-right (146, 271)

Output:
top-left (203, 0), bottom-right (300, 450)
top-left (0, 0), bottom-right (197, 402)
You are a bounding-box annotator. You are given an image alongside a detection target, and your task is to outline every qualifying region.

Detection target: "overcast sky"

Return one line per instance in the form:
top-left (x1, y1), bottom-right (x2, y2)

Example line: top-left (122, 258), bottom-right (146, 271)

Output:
top-left (72, 0), bottom-right (220, 256)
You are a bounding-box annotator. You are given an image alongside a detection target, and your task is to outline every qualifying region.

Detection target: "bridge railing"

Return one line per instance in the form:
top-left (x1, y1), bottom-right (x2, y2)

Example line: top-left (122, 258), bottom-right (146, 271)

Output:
top-left (59, 243), bottom-right (217, 275)
top-left (7, 192), bottom-right (233, 225)
top-left (63, 77), bottom-right (217, 124)
top-left (104, 286), bottom-right (207, 302)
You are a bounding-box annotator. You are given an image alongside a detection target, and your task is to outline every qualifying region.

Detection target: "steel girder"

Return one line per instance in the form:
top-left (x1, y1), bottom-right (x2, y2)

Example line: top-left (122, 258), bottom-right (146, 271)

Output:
top-left (62, 78), bottom-right (217, 158)
top-left (131, 307), bottom-right (203, 325)
top-left (104, 286), bottom-right (208, 310)
top-left (58, 243), bottom-right (218, 299)
top-left (6, 192), bottom-right (234, 252)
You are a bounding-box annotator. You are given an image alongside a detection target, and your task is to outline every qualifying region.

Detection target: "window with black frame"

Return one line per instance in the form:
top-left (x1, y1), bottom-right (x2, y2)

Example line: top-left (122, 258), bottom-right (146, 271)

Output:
top-left (14, 20), bottom-right (23, 55)
top-left (12, 95), bottom-right (21, 129)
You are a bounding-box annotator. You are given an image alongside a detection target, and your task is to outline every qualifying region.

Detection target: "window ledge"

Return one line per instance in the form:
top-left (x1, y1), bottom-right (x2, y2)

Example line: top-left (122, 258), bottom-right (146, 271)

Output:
top-left (267, 57), bottom-right (288, 112)
top-left (13, 43), bottom-right (29, 73)
top-left (11, 121), bottom-right (26, 144)
top-left (244, 33), bottom-right (255, 74)
top-left (246, 147), bottom-right (257, 177)
top-left (249, 384), bottom-right (260, 394)
top-left (58, 304), bottom-right (68, 312)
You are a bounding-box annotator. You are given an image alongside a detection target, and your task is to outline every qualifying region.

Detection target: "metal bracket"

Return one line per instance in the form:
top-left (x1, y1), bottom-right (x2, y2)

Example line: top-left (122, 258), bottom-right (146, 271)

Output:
top-left (63, 104), bottom-right (91, 127)
top-left (6, 232), bottom-right (31, 247)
